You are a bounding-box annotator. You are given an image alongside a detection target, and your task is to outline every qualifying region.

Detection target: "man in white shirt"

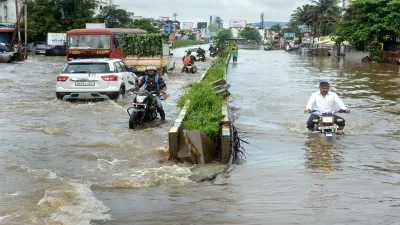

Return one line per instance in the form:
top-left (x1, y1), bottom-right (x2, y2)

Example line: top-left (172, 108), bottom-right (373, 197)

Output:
top-left (304, 82), bottom-right (350, 131)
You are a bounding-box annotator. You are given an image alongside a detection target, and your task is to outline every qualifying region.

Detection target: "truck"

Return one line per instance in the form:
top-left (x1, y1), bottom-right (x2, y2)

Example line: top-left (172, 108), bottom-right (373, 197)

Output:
top-left (121, 33), bottom-right (175, 76)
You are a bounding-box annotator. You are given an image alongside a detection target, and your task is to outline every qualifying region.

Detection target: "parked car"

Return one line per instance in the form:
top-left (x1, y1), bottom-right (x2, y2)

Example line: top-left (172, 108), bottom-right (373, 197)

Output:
top-left (56, 58), bottom-right (138, 100)
top-left (35, 44), bottom-right (48, 54)
top-left (45, 45), bottom-right (66, 56)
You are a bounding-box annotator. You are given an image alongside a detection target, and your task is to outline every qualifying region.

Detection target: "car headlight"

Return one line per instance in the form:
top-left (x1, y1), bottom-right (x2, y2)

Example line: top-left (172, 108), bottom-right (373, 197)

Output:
top-left (322, 117), bottom-right (333, 123)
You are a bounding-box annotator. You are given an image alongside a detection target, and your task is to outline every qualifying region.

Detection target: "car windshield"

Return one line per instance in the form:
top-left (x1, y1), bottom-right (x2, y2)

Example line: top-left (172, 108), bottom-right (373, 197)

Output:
top-left (63, 62), bottom-right (111, 73)
top-left (68, 34), bottom-right (110, 50)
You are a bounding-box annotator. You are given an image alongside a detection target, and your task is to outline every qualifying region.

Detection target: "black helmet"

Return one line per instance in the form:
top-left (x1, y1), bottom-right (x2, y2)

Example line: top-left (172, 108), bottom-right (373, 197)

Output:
top-left (187, 51), bottom-right (191, 55)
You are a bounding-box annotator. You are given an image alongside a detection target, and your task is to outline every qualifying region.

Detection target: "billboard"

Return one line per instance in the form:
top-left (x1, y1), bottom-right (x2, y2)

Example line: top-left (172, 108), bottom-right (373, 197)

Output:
top-left (197, 22), bottom-right (207, 29)
top-left (47, 33), bottom-right (66, 46)
top-left (284, 33), bottom-right (296, 38)
top-left (182, 22), bottom-right (194, 31)
top-left (86, 23), bottom-right (105, 29)
top-left (229, 20), bottom-right (246, 28)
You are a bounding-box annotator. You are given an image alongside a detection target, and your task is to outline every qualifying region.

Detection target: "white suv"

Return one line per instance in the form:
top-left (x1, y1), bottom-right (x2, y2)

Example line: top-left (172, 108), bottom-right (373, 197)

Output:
top-left (56, 59), bottom-right (138, 100)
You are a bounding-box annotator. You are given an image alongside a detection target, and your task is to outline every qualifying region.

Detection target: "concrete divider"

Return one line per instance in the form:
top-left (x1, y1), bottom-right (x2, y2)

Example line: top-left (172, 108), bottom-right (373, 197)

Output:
top-left (169, 51), bottom-right (233, 164)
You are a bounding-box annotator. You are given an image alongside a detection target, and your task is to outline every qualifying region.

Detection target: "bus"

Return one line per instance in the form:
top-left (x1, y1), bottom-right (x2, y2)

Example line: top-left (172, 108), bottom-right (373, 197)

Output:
top-left (66, 28), bottom-right (148, 61)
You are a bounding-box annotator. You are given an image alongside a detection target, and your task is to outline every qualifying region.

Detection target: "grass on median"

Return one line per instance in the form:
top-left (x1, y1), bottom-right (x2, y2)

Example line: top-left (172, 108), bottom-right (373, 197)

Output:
top-left (177, 45), bottom-right (231, 140)
top-left (174, 40), bottom-right (207, 48)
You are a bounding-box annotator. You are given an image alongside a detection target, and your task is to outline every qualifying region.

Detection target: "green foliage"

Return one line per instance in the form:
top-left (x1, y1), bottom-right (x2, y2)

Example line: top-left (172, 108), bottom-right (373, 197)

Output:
top-left (174, 40), bottom-right (206, 48)
top-left (97, 5), bottom-right (132, 28)
top-left (26, 0), bottom-right (97, 41)
top-left (179, 82), bottom-right (223, 139)
top-left (188, 33), bottom-right (197, 40)
top-left (216, 29), bottom-right (232, 55)
top-left (336, 0), bottom-right (400, 45)
top-left (366, 42), bottom-right (383, 62)
top-left (289, 0), bottom-right (340, 36)
top-left (239, 27), bottom-right (261, 42)
top-left (177, 45), bottom-right (231, 139)
top-left (128, 19), bottom-right (160, 33)
top-left (120, 33), bottom-right (169, 57)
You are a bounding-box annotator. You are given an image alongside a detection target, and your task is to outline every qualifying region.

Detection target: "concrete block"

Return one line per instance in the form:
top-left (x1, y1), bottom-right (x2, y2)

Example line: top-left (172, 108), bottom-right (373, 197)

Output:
top-left (209, 79), bottom-right (227, 87)
top-left (177, 129), bottom-right (196, 164)
top-left (168, 127), bottom-right (180, 160)
top-left (187, 130), bottom-right (217, 164)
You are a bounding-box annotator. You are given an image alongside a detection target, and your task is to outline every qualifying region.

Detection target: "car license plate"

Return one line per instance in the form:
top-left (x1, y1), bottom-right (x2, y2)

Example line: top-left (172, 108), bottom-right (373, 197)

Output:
top-left (71, 50), bottom-right (80, 54)
top-left (96, 50), bottom-right (106, 54)
top-left (187, 66), bottom-right (192, 68)
top-left (75, 81), bottom-right (95, 86)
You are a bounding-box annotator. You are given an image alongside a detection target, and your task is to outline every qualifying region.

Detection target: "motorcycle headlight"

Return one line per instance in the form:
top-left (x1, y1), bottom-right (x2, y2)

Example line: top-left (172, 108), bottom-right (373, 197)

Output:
top-left (322, 117), bottom-right (333, 123)
top-left (136, 95), bottom-right (146, 103)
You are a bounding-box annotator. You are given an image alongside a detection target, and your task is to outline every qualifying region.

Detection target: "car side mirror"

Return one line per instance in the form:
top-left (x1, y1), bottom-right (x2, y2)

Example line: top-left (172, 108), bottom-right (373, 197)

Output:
top-left (169, 53), bottom-right (173, 56)
top-left (129, 67), bottom-right (137, 72)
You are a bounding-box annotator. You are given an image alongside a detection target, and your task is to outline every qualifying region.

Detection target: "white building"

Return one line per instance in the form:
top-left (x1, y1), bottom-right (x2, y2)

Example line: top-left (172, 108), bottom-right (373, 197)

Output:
top-left (344, 0), bottom-right (354, 8)
top-left (0, 0), bottom-right (23, 24)
top-left (94, 0), bottom-right (113, 15)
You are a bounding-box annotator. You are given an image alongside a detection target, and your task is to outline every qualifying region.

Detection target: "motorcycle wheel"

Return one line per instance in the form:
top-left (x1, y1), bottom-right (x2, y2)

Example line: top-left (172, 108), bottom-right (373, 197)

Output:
top-left (191, 68), bottom-right (195, 74)
top-left (129, 111), bottom-right (140, 129)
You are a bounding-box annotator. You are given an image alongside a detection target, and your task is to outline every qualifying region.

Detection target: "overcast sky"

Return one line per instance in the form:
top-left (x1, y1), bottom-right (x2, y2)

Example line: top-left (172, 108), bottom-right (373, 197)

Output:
top-left (115, 0), bottom-right (311, 27)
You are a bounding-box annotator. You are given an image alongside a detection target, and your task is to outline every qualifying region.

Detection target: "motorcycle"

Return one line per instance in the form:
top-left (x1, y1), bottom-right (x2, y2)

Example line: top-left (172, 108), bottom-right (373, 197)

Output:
top-left (197, 53), bottom-right (206, 62)
top-left (182, 63), bottom-right (196, 74)
top-left (308, 109), bottom-right (348, 140)
top-left (127, 89), bottom-right (160, 129)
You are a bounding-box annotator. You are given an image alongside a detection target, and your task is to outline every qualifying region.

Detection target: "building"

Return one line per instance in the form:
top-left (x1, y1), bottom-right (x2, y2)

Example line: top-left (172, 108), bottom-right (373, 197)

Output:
top-left (344, 0), bottom-right (354, 8)
top-left (0, 0), bottom-right (23, 43)
top-left (94, 0), bottom-right (113, 15)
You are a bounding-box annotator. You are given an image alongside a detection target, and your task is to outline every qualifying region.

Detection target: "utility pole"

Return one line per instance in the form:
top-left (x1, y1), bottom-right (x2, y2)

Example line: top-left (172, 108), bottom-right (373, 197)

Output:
top-left (24, 0), bottom-right (27, 60)
top-left (260, 13), bottom-right (264, 29)
top-left (15, 0), bottom-right (22, 61)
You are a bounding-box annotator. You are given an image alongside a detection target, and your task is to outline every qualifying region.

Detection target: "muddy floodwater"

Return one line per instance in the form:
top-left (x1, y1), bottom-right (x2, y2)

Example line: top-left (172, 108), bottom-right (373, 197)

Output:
top-left (0, 48), bottom-right (399, 225)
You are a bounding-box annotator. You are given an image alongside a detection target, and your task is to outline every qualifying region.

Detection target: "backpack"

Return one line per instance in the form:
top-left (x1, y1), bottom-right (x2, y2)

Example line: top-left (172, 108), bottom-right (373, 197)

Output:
top-left (184, 55), bottom-right (191, 65)
top-left (143, 75), bottom-right (159, 90)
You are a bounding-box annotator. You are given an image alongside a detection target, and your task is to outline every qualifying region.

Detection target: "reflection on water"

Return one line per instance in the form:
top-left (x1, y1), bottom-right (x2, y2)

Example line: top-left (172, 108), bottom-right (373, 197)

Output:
top-left (303, 134), bottom-right (344, 172)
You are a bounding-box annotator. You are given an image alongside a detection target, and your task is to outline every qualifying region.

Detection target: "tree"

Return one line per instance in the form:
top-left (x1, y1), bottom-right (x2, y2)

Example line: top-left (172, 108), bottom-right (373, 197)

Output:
top-left (311, 0), bottom-right (341, 36)
top-left (26, 0), bottom-right (97, 41)
top-left (97, 5), bottom-right (132, 28)
top-left (215, 29), bottom-right (232, 53)
top-left (290, 4), bottom-right (315, 27)
top-left (270, 24), bottom-right (283, 40)
top-left (188, 33), bottom-right (196, 40)
top-left (336, 0), bottom-right (400, 45)
top-left (239, 27), bottom-right (261, 42)
top-left (128, 19), bottom-right (160, 33)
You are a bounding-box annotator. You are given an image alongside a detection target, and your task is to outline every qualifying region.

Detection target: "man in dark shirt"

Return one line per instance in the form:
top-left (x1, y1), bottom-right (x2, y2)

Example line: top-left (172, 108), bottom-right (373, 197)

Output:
top-left (136, 65), bottom-right (167, 120)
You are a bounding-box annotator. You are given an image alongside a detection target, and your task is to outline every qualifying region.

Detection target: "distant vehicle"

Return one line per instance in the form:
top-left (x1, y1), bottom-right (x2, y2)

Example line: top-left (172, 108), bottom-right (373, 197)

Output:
top-left (55, 58), bottom-right (138, 100)
top-left (45, 45), bottom-right (66, 56)
top-left (35, 44), bottom-right (48, 54)
top-left (66, 28), bottom-right (174, 75)
top-left (66, 28), bottom-right (147, 61)
top-left (185, 47), bottom-right (201, 57)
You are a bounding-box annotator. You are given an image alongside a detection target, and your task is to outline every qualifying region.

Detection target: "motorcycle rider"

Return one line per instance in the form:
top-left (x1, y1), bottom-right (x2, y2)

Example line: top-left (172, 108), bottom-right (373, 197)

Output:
top-left (181, 51), bottom-right (197, 73)
top-left (209, 45), bottom-right (216, 53)
top-left (304, 81), bottom-right (350, 131)
top-left (196, 47), bottom-right (206, 61)
top-left (135, 65), bottom-right (166, 120)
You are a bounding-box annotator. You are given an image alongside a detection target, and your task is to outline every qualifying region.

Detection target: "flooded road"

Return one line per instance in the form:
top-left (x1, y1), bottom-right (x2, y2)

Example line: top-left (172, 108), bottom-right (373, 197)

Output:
top-left (1, 48), bottom-right (399, 224)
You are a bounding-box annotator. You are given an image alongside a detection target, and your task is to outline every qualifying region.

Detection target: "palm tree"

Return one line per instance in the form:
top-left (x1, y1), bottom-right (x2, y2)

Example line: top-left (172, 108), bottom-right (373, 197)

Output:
top-left (290, 4), bottom-right (315, 28)
top-left (311, 0), bottom-right (341, 36)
